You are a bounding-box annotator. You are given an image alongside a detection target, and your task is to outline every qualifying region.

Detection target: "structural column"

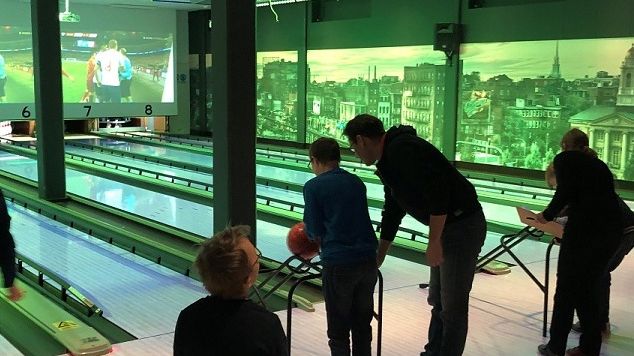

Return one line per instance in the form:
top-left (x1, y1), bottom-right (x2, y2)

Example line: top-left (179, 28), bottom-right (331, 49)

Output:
top-left (603, 130), bottom-right (610, 163)
top-left (297, 22), bottom-right (308, 144)
top-left (31, 0), bottom-right (66, 201)
top-left (588, 128), bottom-right (594, 148)
top-left (211, 0), bottom-right (257, 243)
top-left (441, 56), bottom-right (460, 158)
top-left (620, 131), bottom-right (628, 171)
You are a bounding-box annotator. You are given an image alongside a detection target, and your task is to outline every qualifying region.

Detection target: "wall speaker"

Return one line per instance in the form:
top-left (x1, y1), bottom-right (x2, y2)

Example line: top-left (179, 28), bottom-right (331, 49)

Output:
top-left (433, 23), bottom-right (463, 56)
top-left (468, 0), bottom-right (485, 8)
top-left (312, 0), bottom-right (322, 22)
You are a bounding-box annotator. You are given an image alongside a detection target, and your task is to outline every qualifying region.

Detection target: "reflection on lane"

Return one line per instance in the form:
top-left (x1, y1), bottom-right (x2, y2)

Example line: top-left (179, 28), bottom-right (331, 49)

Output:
top-left (7, 200), bottom-right (207, 338)
top-left (67, 139), bottom-right (524, 226)
top-left (0, 150), bottom-right (307, 262)
top-left (0, 149), bottom-right (550, 265)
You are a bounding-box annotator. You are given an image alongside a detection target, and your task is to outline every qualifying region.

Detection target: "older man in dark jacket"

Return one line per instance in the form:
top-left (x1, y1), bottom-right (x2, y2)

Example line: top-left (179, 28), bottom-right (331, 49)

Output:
top-left (344, 114), bottom-right (486, 356)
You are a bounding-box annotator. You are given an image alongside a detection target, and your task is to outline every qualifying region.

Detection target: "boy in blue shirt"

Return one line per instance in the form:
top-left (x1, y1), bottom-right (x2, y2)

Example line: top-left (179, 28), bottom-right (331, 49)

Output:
top-left (303, 137), bottom-right (378, 356)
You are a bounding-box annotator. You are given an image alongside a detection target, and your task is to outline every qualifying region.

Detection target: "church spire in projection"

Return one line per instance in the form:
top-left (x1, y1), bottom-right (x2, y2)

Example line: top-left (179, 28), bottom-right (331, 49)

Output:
top-left (548, 41), bottom-right (561, 79)
top-left (616, 43), bottom-right (634, 107)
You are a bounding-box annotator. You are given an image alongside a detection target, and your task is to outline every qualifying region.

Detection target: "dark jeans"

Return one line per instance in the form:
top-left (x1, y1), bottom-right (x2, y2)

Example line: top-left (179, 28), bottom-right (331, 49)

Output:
top-left (101, 85), bottom-right (122, 103)
top-left (423, 210), bottom-right (487, 356)
top-left (322, 259), bottom-right (378, 356)
top-left (548, 239), bottom-right (618, 356)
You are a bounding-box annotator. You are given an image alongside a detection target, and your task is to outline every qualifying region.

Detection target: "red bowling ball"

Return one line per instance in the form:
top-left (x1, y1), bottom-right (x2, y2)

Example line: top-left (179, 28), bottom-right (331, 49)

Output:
top-left (286, 222), bottom-right (320, 260)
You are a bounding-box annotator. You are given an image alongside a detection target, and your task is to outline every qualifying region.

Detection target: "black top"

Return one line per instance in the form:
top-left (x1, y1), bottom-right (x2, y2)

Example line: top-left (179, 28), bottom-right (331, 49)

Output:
top-left (173, 296), bottom-right (288, 356)
top-left (375, 126), bottom-right (482, 241)
top-left (543, 151), bottom-right (621, 250)
top-left (618, 197), bottom-right (634, 232)
top-left (0, 189), bottom-right (16, 288)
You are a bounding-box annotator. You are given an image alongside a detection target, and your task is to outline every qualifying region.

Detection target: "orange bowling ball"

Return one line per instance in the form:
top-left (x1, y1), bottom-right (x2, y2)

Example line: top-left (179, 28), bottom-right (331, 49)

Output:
top-left (286, 222), bottom-right (320, 260)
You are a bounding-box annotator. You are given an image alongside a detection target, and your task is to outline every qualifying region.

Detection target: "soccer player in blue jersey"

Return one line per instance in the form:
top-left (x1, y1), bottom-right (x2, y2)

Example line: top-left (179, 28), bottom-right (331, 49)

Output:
top-left (119, 48), bottom-right (133, 102)
top-left (0, 54), bottom-right (7, 103)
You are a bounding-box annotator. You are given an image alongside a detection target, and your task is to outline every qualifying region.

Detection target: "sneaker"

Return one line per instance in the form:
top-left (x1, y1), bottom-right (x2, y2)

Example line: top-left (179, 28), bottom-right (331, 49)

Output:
top-left (565, 346), bottom-right (588, 356)
top-left (538, 344), bottom-right (559, 356)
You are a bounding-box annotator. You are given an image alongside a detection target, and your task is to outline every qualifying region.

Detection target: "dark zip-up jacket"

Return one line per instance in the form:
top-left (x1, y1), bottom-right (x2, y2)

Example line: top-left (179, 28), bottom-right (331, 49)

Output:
top-left (375, 126), bottom-right (482, 241)
top-left (0, 189), bottom-right (16, 288)
top-left (543, 150), bottom-right (621, 251)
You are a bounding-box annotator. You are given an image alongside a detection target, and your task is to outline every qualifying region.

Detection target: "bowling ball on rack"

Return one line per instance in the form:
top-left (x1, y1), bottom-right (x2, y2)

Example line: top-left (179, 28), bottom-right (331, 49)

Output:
top-left (286, 222), bottom-right (320, 260)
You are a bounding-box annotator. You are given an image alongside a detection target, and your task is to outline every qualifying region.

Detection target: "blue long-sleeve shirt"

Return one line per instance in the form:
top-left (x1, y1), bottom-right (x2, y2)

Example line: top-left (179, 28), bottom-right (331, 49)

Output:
top-left (303, 167), bottom-right (377, 266)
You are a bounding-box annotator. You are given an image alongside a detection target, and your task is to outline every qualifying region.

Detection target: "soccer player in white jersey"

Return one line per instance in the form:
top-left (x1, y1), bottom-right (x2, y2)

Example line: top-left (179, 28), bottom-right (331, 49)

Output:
top-left (96, 40), bottom-right (124, 103)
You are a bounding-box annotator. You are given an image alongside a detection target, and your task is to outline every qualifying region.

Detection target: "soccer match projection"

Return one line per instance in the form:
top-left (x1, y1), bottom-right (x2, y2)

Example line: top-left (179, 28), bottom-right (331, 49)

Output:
top-left (0, 1), bottom-right (177, 120)
top-left (0, 25), bottom-right (35, 120)
top-left (58, 15), bottom-right (177, 119)
top-left (59, 29), bottom-right (174, 105)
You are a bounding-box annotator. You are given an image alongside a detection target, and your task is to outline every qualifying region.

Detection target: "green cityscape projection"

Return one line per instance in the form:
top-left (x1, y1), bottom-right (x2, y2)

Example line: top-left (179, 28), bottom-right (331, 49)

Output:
top-left (306, 46), bottom-right (445, 147)
top-left (458, 38), bottom-right (634, 179)
top-left (257, 39), bottom-right (634, 182)
top-left (257, 51), bottom-right (298, 141)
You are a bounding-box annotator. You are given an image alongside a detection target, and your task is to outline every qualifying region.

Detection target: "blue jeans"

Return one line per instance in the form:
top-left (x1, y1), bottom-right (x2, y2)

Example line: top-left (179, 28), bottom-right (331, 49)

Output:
top-left (423, 210), bottom-right (487, 356)
top-left (322, 259), bottom-right (378, 356)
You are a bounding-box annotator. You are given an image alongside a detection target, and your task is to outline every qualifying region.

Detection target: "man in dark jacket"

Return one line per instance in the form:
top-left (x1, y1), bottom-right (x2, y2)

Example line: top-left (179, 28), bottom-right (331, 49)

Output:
top-left (344, 114), bottom-right (486, 356)
top-left (1, 189), bottom-right (22, 301)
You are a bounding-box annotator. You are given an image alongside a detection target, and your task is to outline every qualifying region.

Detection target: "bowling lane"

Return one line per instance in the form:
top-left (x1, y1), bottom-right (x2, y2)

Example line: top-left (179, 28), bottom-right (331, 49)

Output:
top-left (0, 150), bottom-right (213, 237)
top-left (65, 145), bottom-right (213, 186)
top-left (0, 335), bottom-right (21, 356)
top-left (127, 133), bottom-right (556, 199)
top-left (132, 132), bottom-right (374, 174)
top-left (0, 150), bottom-right (310, 265)
top-left (74, 138), bottom-right (212, 167)
top-left (6, 200), bottom-right (207, 339)
top-left (71, 138), bottom-right (530, 222)
top-left (60, 143), bottom-right (551, 264)
top-left (1, 144), bottom-right (550, 265)
top-left (68, 139), bottom-right (526, 228)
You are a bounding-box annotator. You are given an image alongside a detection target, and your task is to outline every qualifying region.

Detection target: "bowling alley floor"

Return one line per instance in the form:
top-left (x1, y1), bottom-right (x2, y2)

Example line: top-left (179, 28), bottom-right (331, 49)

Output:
top-left (64, 238), bottom-right (633, 356)
top-left (280, 246), bottom-right (634, 356)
